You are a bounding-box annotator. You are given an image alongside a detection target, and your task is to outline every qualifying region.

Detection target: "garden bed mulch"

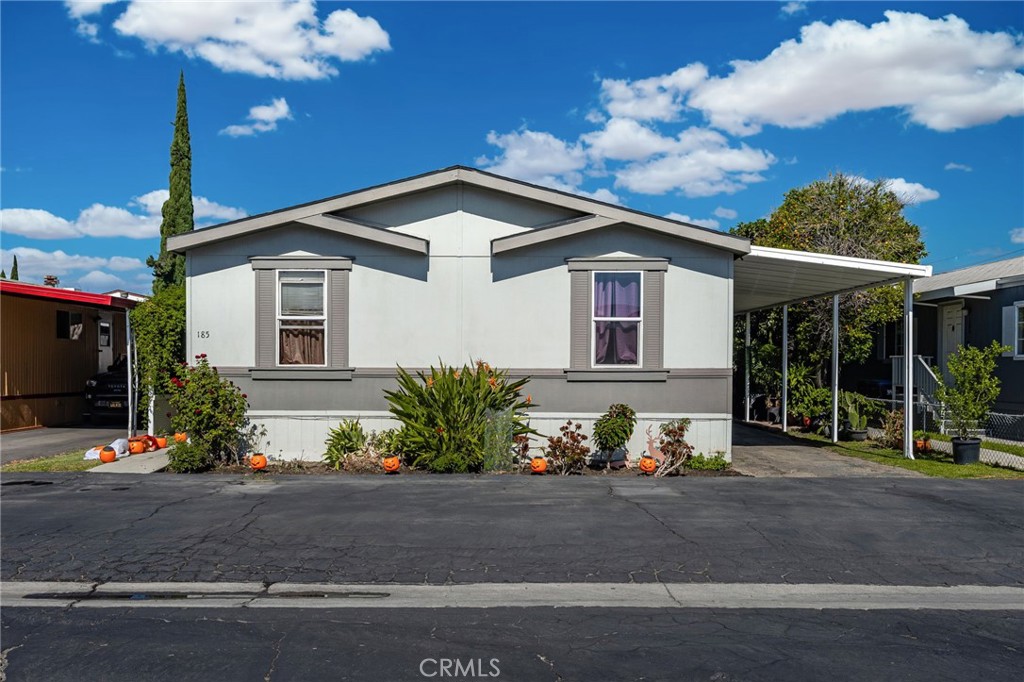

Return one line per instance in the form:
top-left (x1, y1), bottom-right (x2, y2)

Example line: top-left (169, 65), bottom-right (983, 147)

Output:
top-left (205, 462), bottom-right (745, 477)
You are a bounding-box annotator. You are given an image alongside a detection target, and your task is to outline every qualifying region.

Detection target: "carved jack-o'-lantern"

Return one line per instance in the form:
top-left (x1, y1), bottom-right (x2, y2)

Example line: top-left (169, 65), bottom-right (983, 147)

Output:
top-left (530, 456), bottom-right (547, 474)
top-left (129, 440), bottom-right (146, 455)
top-left (174, 432), bottom-right (188, 443)
top-left (250, 454), bottom-right (268, 471)
top-left (99, 446), bottom-right (117, 463)
top-left (382, 456), bottom-right (401, 473)
top-left (639, 455), bottom-right (657, 474)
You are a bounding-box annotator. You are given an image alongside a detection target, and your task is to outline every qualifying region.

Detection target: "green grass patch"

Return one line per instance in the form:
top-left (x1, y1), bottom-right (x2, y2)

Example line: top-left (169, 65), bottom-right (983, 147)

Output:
top-left (1, 450), bottom-right (104, 473)
top-left (791, 432), bottom-right (1024, 479)
top-left (924, 432), bottom-right (1024, 458)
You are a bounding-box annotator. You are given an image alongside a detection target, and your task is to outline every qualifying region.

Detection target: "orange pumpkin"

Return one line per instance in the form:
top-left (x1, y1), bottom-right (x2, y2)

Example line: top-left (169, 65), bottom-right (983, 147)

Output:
top-left (382, 456), bottom-right (401, 473)
top-left (174, 432), bottom-right (188, 443)
top-left (99, 446), bottom-right (117, 463)
top-left (129, 440), bottom-right (145, 455)
top-left (155, 436), bottom-right (168, 449)
top-left (250, 454), bottom-right (268, 470)
top-left (639, 455), bottom-right (657, 474)
top-left (530, 456), bottom-right (547, 474)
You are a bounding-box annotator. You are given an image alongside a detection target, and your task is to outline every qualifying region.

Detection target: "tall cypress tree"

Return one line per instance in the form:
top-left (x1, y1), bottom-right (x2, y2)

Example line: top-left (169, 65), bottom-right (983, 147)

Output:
top-left (148, 71), bottom-right (194, 292)
top-left (10, 255), bottom-right (18, 281)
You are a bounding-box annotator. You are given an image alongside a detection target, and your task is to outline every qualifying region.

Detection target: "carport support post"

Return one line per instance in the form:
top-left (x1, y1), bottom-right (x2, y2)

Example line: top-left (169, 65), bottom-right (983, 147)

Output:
top-left (744, 312), bottom-right (751, 422)
top-left (781, 305), bottom-right (788, 433)
top-left (903, 278), bottom-right (915, 460)
top-left (831, 295), bottom-right (839, 444)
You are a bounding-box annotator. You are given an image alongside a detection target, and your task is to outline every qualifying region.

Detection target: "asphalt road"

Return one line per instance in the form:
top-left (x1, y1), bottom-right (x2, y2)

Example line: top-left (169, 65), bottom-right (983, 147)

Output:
top-left (2, 474), bottom-right (1022, 680)
top-left (0, 426), bottom-right (127, 464)
top-left (2, 474), bottom-right (1021, 585)
top-left (2, 606), bottom-right (1020, 681)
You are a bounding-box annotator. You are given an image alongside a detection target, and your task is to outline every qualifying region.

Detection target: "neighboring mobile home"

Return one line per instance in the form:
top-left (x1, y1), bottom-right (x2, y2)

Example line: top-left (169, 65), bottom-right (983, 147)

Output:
top-left (168, 166), bottom-right (930, 460)
top-left (0, 280), bottom-right (137, 430)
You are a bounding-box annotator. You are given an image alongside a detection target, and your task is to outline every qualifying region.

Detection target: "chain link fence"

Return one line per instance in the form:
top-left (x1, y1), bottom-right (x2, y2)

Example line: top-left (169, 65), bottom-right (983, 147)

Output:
top-left (865, 397), bottom-right (1024, 471)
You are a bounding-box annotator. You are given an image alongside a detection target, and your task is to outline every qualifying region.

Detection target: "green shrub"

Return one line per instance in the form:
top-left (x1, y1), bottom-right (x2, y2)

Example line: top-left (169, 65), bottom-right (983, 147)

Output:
top-left (546, 420), bottom-right (589, 475)
top-left (687, 452), bottom-right (729, 471)
top-left (878, 408), bottom-right (904, 449)
top-left (934, 341), bottom-right (1011, 439)
top-left (324, 419), bottom-right (368, 470)
top-left (592, 403), bottom-right (637, 452)
top-left (370, 428), bottom-right (405, 457)
top-left (167, 440), bottom-right (212, 473)
top-left (481, 408), bottom-right (521, 472)
top-left (167, 356), bottom-right (253, 465)
top-left (384, 360), bottom-right (534, 473)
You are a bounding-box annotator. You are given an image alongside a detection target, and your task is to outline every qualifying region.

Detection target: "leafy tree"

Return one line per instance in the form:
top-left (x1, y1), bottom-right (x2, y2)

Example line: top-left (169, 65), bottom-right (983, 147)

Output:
top-left (1, 269), bottom-right (6, 279)
top-left (733, 173), bottom-right (926, 388)
top-left (10, 255), bottom-right (18, 281)
top-left (147, 71), bottom-right (194, 293)
top-left (934, 342), bottom-right (1010, 439)
top-left (129, 284), bottom-right (186, 394)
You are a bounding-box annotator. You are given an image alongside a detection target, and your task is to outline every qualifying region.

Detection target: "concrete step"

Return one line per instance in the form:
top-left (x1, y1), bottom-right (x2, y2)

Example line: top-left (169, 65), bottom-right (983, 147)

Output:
top-left (88, 450), bottom-right (169, 474)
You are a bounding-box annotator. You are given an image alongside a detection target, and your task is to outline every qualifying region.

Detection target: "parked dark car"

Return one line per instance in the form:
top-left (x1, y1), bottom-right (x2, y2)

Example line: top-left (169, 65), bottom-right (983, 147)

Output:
top-left (84, 355), bottom-right (129, 422)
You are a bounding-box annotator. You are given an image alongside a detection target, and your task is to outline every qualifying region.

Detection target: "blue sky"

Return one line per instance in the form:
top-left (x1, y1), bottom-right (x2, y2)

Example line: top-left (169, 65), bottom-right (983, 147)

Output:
top-left (1, 1), bottom-right (1022, 293)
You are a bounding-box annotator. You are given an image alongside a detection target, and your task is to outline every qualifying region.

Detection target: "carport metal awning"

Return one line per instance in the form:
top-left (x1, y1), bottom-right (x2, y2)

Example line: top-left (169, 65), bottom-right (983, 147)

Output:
top-left (731, 245), bottom-right (932, 462)
top-left (734, 246), bottom-right (932, 314)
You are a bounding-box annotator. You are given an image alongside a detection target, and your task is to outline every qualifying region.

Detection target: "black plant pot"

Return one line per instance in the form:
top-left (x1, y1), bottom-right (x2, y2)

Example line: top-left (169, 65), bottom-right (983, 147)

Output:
top-left (846, 429), bottom-right (868, 442)
top-left (951, 437), bottom-right (981, 465)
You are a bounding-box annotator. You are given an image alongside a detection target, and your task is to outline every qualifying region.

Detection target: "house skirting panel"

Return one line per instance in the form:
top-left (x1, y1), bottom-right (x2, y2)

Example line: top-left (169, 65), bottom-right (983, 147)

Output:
top-left (247, 410), bottom-right (733, 463)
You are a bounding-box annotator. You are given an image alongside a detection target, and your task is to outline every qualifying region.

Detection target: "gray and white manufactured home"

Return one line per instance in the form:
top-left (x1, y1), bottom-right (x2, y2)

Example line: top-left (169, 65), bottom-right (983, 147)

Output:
top-left (168, 166), bottom-right (930, 460)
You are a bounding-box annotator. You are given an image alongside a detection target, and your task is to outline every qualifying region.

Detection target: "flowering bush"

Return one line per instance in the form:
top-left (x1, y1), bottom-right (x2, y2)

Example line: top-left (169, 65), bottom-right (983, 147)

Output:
top-left (653, 418), bottom-right (694, 477)
top-left (384, 360), bottom-right (534, 473)
top-left (167, 355), bottom-right (255, 467)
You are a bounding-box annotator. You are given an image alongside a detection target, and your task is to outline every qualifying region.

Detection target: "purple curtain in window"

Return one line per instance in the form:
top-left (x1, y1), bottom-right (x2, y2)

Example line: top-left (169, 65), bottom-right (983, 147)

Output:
top-left (594, 273), bottom-right (640, 365)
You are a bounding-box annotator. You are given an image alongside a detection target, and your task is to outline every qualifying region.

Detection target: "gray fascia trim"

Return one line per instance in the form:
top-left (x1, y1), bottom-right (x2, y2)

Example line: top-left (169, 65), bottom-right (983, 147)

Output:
top-left (565, 370), bottom-right (670, 382)
top-left (167, 165), bottom-right (750, 255)
top-left (461, 169), bottom-right (750, 255)
top-left (566, 258), bottom-right (669, 272)
top-left (250, 368), bottom-right (354, 381)
top-left (295, 214), bottom-right (429, 255)
top-left (166, 169), bottom-right (458, 253)
top-left (491, 215), bottom-right (619, 254)
top-left (251, 257), bottom-right (353, 271)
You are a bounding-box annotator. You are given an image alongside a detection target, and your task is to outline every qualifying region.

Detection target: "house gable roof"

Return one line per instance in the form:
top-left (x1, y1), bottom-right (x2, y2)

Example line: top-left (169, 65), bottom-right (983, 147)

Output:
top-left (914, 256), bottom-right (1024, 301)
top-left (166, 166), bottom-right (751, 256)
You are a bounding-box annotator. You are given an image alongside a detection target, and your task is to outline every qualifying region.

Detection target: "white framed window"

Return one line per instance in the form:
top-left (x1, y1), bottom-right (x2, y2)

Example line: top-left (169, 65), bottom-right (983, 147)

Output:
top-left (1016, 302), bottom-right (1024, 358)
top-left (277, 270), bottom-right (326, 366)
top-left (591, 271), bottom-right (642, 368)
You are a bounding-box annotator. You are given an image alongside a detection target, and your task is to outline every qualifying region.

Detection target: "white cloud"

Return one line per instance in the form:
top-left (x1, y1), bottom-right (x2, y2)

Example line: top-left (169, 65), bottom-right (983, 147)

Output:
top-left (99, 1), bottom-right (390, 80)
top-left (584, 109), bottom-right (607, 124)
top-left (780, 2), bottom-right (807, 16)
top-left (64, 0), bottom-right (118, 42)
top-left (220, 98), bottom-right (293, 137)
top-left (478, 129), bottom-right (587, 192)
top-left (0, 247), bottom-right (147, 292)
top-left (600, 65), bottom-right (708, 122)
top-left (944, 162), bottom-right (973, 172)
top-left (687, 11), bottom-right (1024, 135)
top-left (582, 118), bottom-right (679, 162)
top-left (713, 207), bottom-right (738, 219)
top-left (613, 130), bottom-right (776, 196)
top-left (1, 191), bottom-right (247, 240)
top-left (850, 176), bottom-right (940, 205)
top-left (1010, 228), bottom-right (1024, 244)
top-left (881, 177), bottom-right (940, 205)
top-left (77, 270), bottom-right (130, 291)
top-left (665, 213), bottom-right (720, 230)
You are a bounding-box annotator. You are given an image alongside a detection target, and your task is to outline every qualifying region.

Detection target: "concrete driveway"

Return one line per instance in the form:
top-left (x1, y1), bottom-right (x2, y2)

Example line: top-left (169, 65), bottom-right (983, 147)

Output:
top-left (731, 422), bottom-right (923, 477)
top-left (1, 426), bottom-right (128, 464)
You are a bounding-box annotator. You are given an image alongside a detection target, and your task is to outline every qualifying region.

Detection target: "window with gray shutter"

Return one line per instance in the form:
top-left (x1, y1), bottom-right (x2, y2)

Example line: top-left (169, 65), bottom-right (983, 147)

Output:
top-left (567, 258), bottom-right (666, 374)
top-left (251, 257), bottom-right (352, 372)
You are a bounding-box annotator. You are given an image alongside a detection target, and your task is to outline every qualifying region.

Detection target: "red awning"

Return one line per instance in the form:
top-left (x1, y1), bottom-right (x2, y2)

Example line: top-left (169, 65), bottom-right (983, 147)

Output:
top-left (0, 280), bottom-right (140, 310)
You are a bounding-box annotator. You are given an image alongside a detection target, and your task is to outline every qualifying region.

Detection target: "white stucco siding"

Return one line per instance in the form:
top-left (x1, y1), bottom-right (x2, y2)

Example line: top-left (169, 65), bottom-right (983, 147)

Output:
top-left (663, 249), bottom-right (733, 368)
top-left (188, 256), bottom-right (256, 367)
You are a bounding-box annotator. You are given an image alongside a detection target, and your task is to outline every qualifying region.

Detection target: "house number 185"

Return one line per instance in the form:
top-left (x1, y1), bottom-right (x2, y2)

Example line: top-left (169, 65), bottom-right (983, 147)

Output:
top-left (197, 331), bottom-right (210, 338)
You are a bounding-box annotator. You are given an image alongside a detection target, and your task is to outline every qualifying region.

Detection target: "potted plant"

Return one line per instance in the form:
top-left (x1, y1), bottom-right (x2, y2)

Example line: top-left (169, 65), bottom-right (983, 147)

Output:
top-left (913, 430), bottom-right (931, 454)
top-left (934, 341), bottom-right (1010, 465)
top-left (840, 391), bottom-right (871, 442)
top-left (589, 404), bottom-right (636, 469)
